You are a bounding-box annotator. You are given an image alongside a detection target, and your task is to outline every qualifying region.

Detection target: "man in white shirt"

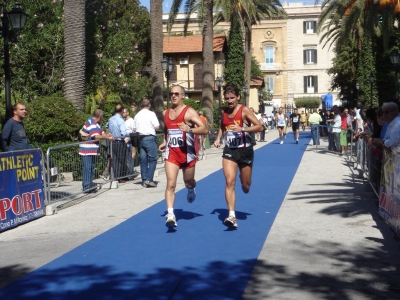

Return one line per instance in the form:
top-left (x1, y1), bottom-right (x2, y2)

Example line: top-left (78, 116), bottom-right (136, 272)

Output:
top-left (133, 98), bottom-right (160, 187)
top-left (382, 102), bottom-right (400, 154)
top-left (123, 108), bottom-right (139, 180)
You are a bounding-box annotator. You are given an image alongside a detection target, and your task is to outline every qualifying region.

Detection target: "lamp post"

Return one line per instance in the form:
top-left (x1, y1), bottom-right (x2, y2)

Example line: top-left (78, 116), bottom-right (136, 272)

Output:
top-left (390, 49), bottom-right (400, 101)
top-left (355, 81), bottom-right (360, 106)
top-left (369, 72), bottom-right (375, 108)
top-left (242, 86), bottom-right (248, 106)
top-left (215, 77), bottom-right (223, 124)
top-left (258, 89), bottom-right (263, 113)
top-left (161, 56), bottom-right (174, 108)
top-left (1, 2), bottom-right (28, 121)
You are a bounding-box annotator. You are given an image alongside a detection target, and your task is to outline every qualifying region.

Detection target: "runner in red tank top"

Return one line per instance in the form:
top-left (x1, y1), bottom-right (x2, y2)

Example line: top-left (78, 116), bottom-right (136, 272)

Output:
top-left (213, 84), bottom-right (263, 228)
top-left (158, 85), bottom-right (208, 228)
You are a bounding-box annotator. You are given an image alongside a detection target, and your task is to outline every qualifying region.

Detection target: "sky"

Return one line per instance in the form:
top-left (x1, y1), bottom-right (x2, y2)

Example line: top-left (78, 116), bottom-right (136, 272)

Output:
top-left (139, 1), bottom-right (317, 13)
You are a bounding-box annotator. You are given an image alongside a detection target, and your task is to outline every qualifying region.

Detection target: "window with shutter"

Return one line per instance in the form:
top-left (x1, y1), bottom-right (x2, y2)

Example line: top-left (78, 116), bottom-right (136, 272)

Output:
top-left (304, 49), bottom-right (317, 64)
top-left (264, 46), bottom-right (274, 64)
top-left (304, 21), bottom-right (316, 34)
top-left (304, 75), bottom-right (317, 93)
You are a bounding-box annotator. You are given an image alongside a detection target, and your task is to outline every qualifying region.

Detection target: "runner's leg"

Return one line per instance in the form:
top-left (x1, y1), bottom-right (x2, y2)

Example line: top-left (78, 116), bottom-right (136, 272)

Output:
top-left (223, 158), bottom-right (239, 211)
top-left (239, 164), bottom-right (252, 194)
top-left (165, 161), bottom-right (180, 209)
top-left (182, 165), bottom-right (196, 189)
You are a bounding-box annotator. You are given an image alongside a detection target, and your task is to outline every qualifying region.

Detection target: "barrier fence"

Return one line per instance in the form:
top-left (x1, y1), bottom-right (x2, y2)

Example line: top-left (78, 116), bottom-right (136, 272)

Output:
top-left (313, 124), bottom-right (400, 237)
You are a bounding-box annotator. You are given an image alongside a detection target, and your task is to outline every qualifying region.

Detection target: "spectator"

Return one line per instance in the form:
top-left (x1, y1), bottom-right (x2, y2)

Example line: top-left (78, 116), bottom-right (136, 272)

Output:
top-left (198, 110), bottom-right (209, 151)
top-left (79, 109), bottom-right (114, 192)
top-left (381, 102), bottom-right (400, 154)
top-left (270, 111), bottom-right (275, 130)
top-left (259, 113), bottom-right (268, 142)
top-left (331, 107), bottom-right (341, 154)
top-left (1, 103), bottom-right (31, 151)
top-left (308, 108), bottom-right (322, 146)
top-left (123, 108), bottom-right (139, 180)
top-left (108, 104), bottom-right (128, 183)
top-left (340, 107), bottom-right (349, 154)
top-left (327, 110), bottom-right (335, 151)
top-left (133, 98), bottom-right (160, 188)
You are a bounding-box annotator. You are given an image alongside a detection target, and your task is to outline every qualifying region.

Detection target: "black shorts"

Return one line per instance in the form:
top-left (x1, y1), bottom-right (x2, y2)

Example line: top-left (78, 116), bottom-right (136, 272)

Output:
top-left (292, 125), bottom-right (299, 131)
top-left (277, 126), bottom-right (285, 130)
top-left (222, 146), bottom-right (254, 165)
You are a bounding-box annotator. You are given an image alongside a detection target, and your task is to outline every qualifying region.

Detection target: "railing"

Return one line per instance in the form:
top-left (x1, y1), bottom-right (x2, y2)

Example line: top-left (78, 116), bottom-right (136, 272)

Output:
top-left (259, 63), bottom-right (281, 71)
top-left (313, 124), bottom-right (400, 237)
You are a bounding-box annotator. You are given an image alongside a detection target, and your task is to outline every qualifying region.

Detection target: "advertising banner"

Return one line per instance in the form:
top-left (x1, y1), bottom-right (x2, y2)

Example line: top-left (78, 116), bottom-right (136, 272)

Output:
top-left (378, 152), bottom-right (400, 237)
top-left (0, 149), bottom-right (45, 232)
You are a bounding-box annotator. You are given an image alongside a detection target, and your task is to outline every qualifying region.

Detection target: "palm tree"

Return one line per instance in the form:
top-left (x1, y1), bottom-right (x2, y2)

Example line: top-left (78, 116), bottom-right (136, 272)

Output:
top-left (64, 0), bottom-right (85, 112)
top-left (318, 0), bottom-right (398, 51)
top-left (150, 0), bottom-right (165, 125)
top-left (168, 0), bottom-right (215, 124)
top-left (214, 0), bottom-right (287, 106)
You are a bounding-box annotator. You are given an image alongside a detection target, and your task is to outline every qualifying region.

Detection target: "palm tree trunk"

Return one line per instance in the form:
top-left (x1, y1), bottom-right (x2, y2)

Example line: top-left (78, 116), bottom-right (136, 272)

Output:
top-left (201, 0), bottom-right (215, 124)
top-left (64, 0), bottom-right (85, 112)
top-left (244, 26), bottom-right (252, 107)
top-left (150, 0), bottom-right (165, 127)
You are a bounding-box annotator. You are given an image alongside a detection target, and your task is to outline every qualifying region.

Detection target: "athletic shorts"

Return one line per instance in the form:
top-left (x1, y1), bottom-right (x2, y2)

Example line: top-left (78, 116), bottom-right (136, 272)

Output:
top-left (292, 125), bottom-right (299, 131)
top-left (166, 158), bottom-right (196, 169)
top-left (277, 126), bottom-right (285, 130)
top-left (340, 130), bottom-right (348, 146)
top-left (222, 146), bottom-right (254, 165)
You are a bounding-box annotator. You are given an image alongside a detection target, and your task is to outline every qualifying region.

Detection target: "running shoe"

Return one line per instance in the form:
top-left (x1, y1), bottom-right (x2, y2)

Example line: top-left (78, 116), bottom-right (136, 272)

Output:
top-left (187, 188), bottom-right (196, 203)
top-left (165, 213), bottom-right (177, 227)
top-left (223, 216), bottom-right (238, 228)
top-left (146, 181), bottom-right (157, 188)
top-left (280, 141), bottom-right (283, 144)
top-left (296, 140), bottom-right (299, 144)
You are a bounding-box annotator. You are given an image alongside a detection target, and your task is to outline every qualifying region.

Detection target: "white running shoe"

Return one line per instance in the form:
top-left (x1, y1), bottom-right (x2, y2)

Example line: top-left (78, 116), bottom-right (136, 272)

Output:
top-left (280, 141), bottom-right (283, 144)
top-left (187, 188), bottom-right (196, 203)
top-left (223, 216), bottom-right (238, 228)
top-left (165, 213), bottom-right (177, 228)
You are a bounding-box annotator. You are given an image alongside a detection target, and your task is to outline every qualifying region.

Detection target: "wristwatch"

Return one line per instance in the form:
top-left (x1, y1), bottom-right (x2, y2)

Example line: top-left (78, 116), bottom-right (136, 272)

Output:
top-left (241, 127), bottom-right (245, 132)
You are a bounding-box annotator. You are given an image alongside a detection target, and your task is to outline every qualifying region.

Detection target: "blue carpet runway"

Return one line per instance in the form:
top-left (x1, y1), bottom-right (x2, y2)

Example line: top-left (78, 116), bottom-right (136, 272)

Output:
top-left (0, 133), bottom-right (311, 299)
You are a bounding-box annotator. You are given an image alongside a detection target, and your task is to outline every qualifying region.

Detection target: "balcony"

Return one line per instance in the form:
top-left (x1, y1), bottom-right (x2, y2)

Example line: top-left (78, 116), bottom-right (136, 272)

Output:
top-left (260, 63), bottom-right (281, 71)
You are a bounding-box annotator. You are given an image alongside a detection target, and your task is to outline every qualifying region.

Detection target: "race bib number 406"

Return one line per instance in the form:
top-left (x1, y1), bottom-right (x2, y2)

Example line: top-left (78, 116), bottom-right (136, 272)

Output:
top-left (226, 130), bottom-right (243, 148)
top-left (168, 129), bottom-right (184, 148)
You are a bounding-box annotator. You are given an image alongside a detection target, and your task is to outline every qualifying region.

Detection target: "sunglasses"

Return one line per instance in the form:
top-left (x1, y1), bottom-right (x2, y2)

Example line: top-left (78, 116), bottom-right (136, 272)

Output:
top-left (169, 92), bottom-right (181, 97)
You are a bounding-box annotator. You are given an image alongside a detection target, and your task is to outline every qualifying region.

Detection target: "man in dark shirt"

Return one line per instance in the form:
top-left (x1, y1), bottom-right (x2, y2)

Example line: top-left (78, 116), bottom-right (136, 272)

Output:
top-left (1, 102), bottom-right (30, 151)
top-left (290, 108), bottom-right (301, 144)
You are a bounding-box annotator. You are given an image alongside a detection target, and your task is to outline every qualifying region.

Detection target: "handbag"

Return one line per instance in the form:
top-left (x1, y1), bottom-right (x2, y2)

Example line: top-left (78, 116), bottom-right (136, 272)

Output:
top-left (78, 127), bottom-right (90, 141)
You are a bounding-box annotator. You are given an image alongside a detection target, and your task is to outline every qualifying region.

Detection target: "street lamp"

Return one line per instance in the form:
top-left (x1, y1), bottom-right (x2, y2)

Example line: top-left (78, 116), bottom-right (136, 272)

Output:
top-left (1, 2), bottom-right (28, 120)
top-left (355, 81), bottom-right (360, 106)
top-left (258, 89), bottom-right (263, 113)
top-left (390, 49), bottom-right (400, 101)
top-left (369, 72), bottom-right (375, 108)
top-left (215, 77), bottom-right (223, 124)
top-left (242, 86), bottom-right (248, 105)
top-left (161, 56), bottom-right (174, 108)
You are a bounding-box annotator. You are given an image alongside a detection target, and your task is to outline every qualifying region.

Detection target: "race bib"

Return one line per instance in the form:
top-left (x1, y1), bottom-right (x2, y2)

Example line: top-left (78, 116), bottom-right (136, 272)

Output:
top-left (226, 130), bottom-right (243, 148)
top-left (293, 117), bottom-right (299, 123)
top-left (168, 129), bottom-right (184, 148)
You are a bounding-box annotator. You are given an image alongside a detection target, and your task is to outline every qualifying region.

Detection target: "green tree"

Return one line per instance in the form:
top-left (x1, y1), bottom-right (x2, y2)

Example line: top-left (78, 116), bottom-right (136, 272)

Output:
top-left (294, 97), bottom-right (321, 110)
top-left (224, 20), bottom-right (244, 90)
top-left (251, 56), bottom-right (263, 77)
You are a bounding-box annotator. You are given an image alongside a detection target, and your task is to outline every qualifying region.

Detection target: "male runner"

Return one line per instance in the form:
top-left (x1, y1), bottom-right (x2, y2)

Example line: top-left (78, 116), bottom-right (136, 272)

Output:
top-left (158, 85), bottom-right (208, 228)
top-left (275, 107), bottom-right (287, 144)
top-left (300, 110), bottom-right (307, 131)
top-left (213, 84), bottom-right (263, 228)
top-left (290, 108), bottom-right (301, 144)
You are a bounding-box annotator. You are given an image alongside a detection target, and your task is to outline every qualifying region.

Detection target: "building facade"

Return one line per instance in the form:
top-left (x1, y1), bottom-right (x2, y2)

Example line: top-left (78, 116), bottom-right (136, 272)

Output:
top-left (162, 1), bottom-right (338, 112)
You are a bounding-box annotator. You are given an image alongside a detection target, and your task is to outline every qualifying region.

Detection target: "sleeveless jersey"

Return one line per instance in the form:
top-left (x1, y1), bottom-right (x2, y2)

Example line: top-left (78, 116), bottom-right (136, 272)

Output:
top-left (222, 105), bottom-right (252, 149)
top-left (300, 113), bottom-right (307, 123)
top-left (165, 106), bottom-right (197, 164)
top-left (276, 113), bottom-right (286, 126)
